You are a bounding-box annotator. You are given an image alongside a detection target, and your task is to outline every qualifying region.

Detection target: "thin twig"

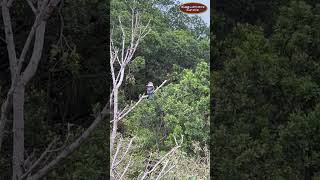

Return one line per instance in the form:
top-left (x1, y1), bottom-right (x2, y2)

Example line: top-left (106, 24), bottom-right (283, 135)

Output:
top-left (0, 36), bottom-right (6, 44)
top-left (119, 157), bottom-right (132, 180)
top-left (140, 146), bottom-right (180, 179)
top-left (111, 138), bottom-right (123, 169)
top-left (156, 164), bottom-right (176, 180)
top-left (21, 138), bottom-right (58, 179)
top-left (114, 137), bottom-right (135, 168)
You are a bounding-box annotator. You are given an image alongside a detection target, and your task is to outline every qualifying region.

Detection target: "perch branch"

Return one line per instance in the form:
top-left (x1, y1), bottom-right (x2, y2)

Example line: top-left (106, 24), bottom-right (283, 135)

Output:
top-left (116, 80), bottom-right (168, 122)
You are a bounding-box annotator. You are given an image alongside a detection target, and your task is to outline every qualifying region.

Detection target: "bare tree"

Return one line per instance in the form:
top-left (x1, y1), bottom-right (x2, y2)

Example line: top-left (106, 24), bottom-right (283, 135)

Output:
top-left (1, 0), bottom-right (61, 179)
top-left (109, 8), bottom-right (151, 154)
top-left (0, 0), bottom-right (107, 179)
top-left (109, 9), bottom-right (182, 179)
top-left (110, 134), bottom-right (183, 180)
top-left (1, 0), bottom-right (180, 179)
top-left (139, 135), bottom-right (183, 180)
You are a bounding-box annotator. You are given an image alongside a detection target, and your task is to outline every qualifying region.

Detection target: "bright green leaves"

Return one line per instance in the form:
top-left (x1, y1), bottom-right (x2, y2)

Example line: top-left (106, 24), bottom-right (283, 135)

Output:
top-left (130, 56), bottom-right (146, 73)
top-left (142, 29), bottom-right (209, 82)
top-left (125, 62), bottom-right (209, 153)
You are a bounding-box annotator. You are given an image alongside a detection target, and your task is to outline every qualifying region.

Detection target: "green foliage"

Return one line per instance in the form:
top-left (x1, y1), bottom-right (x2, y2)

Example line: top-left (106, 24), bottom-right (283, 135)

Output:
top-left (212, 0), bottom-right (320, 179)
top-left (47, 126), bottom-right (108, 179)
top-left (278, 106), bottom-right (320, 178)
top-left (163, 142), bottom-right (209, 179)
top-left (0, 0), bottom-right (209, 178)
top-left (125, 62), bottom-right (209, 153)
top-left (49, 45), bottom-right (81, 76)
top-left (111, 0), bottom-right (209, 98)
top-left (1, 0), bottom-right (109, 178)
top-left (118, 138), bottom-right (210, 179)
top-left (142, 29), bottom-right (209, 83)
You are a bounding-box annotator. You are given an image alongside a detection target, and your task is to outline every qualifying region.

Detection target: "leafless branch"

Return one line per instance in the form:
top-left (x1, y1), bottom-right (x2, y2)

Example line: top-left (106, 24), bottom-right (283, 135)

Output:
top-left (23, 150), bottom-right (35, 171)
top-left (118, 16), bottom-right (126, 64)
top-left (21, 20), bottom-right (46, 85)
top-left (56, 0), bottom-right (64, 46)
top-left (0, 88), bottom-right (13, 150)
top-left (139, 135), bottom-right (183, 180)
top-left (1, 0), bottom-right (17, 77)
top-left (109, 9), bottom-right (164, 179)
top-left (0, 36), bottom-right (6, 44)
top-left (116, 80), bottom-right (168, 122)
top-left (113, 137), bottom-right (135, 169)
top-left (21, 138), bottom-right (58, 179)
top-left (139, 145), bottom-right (181, 180)
top-left (119, 157), bottom-right (132, 180)
top-left (110, 136), bottom-right (135, 180)
top-left (112, 137), bottom-right (123, 169)
top-left (26, 0), bottom-right (37, 14)
top-left (110, 10), bottom-right (152, 157)
top-left (156, 164), bottom-right (176, 180)
top-left (7, 0), bottom-right (15, 7)
top-left (18, 0), bottom-right (48, 74)
top-left (25, 104), bottom-right (108, 180)
top-left (156, 160), bottom-right (170, 180)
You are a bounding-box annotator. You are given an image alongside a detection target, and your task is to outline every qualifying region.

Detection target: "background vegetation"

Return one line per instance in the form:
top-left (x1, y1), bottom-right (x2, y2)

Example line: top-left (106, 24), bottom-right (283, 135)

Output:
top-left (5, 0), bottom-right (319, 179)
top-left (111, 0), bottom-right (209, 178)
top-left (1, 0), bottom-right (209, 179)
top-left (212, 0), bottom-right (320, 179)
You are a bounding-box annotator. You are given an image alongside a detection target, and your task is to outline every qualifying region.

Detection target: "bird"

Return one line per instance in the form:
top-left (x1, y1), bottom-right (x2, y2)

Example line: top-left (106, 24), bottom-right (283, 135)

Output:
top-left (146, 82), bottom-right (154, 99)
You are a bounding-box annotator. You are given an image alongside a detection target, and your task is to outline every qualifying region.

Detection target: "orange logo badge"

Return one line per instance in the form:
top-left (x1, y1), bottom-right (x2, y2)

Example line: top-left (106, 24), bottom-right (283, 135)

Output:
top-left (179, 2), bottom-right (208, 14)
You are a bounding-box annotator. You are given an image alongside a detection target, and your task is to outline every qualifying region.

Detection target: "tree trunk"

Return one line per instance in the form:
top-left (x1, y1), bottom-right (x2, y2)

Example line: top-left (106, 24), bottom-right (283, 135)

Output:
top-left (12, 81), bottom-right (25, 180)
top-left (0, 0), bottom-right (17, 152)
top-left (110, 88), bottom-right (118, 155)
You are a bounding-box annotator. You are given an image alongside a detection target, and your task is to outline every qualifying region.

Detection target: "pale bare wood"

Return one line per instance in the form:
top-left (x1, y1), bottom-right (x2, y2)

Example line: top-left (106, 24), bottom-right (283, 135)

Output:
top-left (21, 20), bottom-right (46, 85)
top-left (112, 137), bottom-right (135, 169)
top-left (7, 0), bottom-right (15, 7)
top-left (156, 160), bottom-right (170, 180)
top-left (18, 0), bottom-right (48, 74)
top-left (1, 0), bottom-right (17, 78)
top-left (26, 0), bottom-right (37, 14)
top-left (110, 10), bottom-right (151, 156)
top-left (111, 80), bottom-right (168, 123)
top-left (21, 138), bottom-right (58, 179)
top-left (109, 9), bottom-right (183, 180)
top-left (1, 1), bottom-right (61, 179)
top-left (25, 104), bottom-right (108, 180)
top-left (112, 137), bottom-right (123, 169)
top-left (156, 164), bottom-right (176, 180)
top-left (0, 0), bottom-right (61, 153)
top-left (119, 157), bottom-right (132, 180)
top-left (139, 145), bottom-right (181, 180)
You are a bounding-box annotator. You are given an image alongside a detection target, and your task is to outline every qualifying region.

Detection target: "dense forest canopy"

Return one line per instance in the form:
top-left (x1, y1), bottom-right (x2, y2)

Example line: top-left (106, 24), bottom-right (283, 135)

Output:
top-left (212, 0), bottom-right (320, 179)
top-left (1, 0), bottom-right (109, 179)
top-left (1, 0), bottom-right (209, 179)
top-left (110, 0), bottom-right (209, 178)
top-left (3, 0), bottom-right (319, 179)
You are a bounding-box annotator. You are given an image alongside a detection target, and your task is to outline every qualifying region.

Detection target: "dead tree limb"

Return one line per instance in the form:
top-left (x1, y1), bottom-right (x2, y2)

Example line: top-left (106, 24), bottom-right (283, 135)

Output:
top-left (1, 1), bottom-right (61, 179)
top-left (23, 105), bottom-right (108, 180)
top-left (139, 135), bottom-right (183, 180)
top-left (110, 10), bottom-right (151, 156)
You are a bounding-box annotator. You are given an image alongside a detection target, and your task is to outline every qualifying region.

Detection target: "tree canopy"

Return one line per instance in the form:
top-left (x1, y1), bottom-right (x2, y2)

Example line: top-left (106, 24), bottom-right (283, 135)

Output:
top-left (212, 0), bottom-right (320, 179)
